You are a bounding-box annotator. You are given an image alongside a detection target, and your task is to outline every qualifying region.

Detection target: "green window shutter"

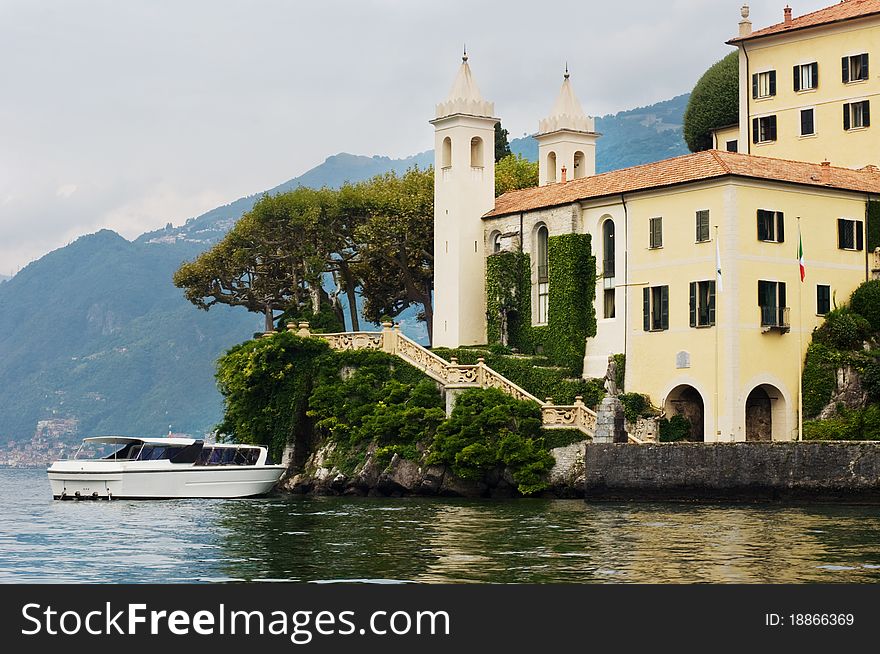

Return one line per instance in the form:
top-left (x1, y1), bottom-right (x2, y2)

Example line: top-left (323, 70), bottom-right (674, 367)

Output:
top-left (812, 62), bottom-right (819, 87)
top-left (752, 73), bottom-right (759, 98)
top-left (769, 70), bottom-right (776, 96)
top-left (793, 65), bottom-right (801, 92)
top-left (862, 53), bottom-right (869, 80)
top-left (661, 286), bottom-right (669, 330)
top-left (864, 100), bottom-right (870, 127)
top-left (643, 287), bottom-right (650, 331)
top-left (689, 282), bottom-right (696, 328)
top-left (842, 56), bottom-right (850, 83)
top-left (708, 282), bottom-right (716, 326)
top-left (857, 220), bottom-right (865, 251)
top-left (752, 118), bottom-right (760, 143)
top-left (779, 282), bottom-right (787, 310)
top-left (838, 219), bottom-right (846, 248)
top-left (757, 210), bottom-right (768, 241)
top-left (776, 212), bottom-right (784, 243)
top-left (769, 115), bottom-right (778, 141)
top-left (844, 103), bottom-right (851, 130)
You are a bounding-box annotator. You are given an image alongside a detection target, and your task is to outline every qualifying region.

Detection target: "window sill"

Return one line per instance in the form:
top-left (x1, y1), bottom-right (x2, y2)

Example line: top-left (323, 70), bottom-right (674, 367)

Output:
top-left (647, 328), bottom-right (668, 333)
top-left (753, 95), bottom-right (776, 102)
top-left (693, 324), bottom-right (715, 329)
top-left (753, 140), bottom-right (777, 146)
top-left (844, 78), bottom-right (869, 86)
top-left (845, 126), bottom-right (869, 133)
top-left (798, 133), bottom-right (818, 139)
top-left (695, 239), bottom-right (711, 244)
top-left (648, 246), bottom-right (663, 250)
top-left (758, 239), bottom-right (783, 244)
top-left (796, 88), bottom-right (818, 94)
top-left (839, 247), bottom-right (863, 252)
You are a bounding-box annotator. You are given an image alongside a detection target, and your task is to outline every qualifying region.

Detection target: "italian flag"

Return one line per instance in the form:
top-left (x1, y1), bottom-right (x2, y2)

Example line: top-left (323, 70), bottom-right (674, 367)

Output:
top-left (798, 229), bottom-right (806, 282)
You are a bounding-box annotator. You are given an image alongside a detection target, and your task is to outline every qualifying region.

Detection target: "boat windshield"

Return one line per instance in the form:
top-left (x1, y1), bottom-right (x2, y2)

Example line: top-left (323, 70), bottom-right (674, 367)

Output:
top-left (195, 446), bottom-right (261, 466)
top-left (72, 441), bottom-right (141, 460)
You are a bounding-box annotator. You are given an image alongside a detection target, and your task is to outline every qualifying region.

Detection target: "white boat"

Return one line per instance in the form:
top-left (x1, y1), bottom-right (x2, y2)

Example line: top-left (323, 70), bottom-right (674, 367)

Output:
top-left (47, 436), bottom-right (286, 500)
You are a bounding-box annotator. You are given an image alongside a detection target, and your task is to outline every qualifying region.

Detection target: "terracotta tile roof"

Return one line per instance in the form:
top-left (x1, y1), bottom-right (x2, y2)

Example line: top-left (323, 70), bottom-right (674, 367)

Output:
top-left (728, 0), bottom-right (880, 43)
top-left (485, 150), bottom-right (880, 219)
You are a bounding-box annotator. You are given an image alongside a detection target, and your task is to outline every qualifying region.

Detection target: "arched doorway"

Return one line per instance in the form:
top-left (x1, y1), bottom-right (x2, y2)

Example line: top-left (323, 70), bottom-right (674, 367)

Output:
top-left (745, 385), bottom-right (780, 441)
top-left (664, 385), bottom-right (705, 442)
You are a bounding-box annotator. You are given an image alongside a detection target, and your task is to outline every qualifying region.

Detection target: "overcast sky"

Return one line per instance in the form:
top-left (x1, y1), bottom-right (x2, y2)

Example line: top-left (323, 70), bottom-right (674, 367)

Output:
top-left (0, 0), bottom-right (835, 274)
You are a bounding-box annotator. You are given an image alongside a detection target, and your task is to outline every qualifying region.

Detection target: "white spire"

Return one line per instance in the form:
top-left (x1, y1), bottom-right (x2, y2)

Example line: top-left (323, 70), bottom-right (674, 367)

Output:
top-left (435, 51), bottom-right (495, 119)
top-left (537, 69), bottom-right (594, 134)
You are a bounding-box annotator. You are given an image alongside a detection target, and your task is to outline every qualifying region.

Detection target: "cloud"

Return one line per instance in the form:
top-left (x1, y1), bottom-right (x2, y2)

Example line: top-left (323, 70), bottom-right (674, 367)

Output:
top-left (56, 184), bottom-right (77, 199)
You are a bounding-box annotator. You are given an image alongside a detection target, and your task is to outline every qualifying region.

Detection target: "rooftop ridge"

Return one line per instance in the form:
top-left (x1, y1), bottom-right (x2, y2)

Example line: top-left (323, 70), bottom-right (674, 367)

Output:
top-left (729, 0), bottom-right (880, 43)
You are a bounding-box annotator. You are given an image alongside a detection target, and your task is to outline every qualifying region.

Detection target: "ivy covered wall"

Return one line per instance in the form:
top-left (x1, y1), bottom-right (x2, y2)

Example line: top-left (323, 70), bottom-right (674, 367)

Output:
top-left (486, 251), bottom-right (533, 352)
top-left (485, 233), bottom-right (597, 376)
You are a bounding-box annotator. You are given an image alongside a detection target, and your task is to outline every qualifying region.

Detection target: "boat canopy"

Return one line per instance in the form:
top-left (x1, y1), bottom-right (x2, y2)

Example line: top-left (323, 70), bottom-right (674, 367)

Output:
top-left (83, 436), bottom-right (198, 446)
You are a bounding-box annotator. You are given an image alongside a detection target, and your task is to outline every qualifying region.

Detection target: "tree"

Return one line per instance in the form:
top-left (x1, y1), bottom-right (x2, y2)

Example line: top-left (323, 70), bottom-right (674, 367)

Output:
top-left (494, 122), bottom-right (512, 163)
top-left (343, 167), bottom-right (436, 342)
top-left (683, 51), bottom-right (739, 152)
top-left (495, 154), bottom-right (538, 196)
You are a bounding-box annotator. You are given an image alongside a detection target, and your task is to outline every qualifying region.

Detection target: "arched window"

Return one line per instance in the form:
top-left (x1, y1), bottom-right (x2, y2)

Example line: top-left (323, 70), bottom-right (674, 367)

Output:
top-left (490, 231), bottom-right (502, 253)
top-left (441, 137), bottom-right (452, 168)
top-left (536, 225), bottom-right (549, 324)
top-left (602, 220), bottom-right (615, 278)
top-left (574, 151), bottom-right (586, 179)
top-left (546, 152), bottom-right (557, 184)
top-left (470, 137), bottom-right (484, 168)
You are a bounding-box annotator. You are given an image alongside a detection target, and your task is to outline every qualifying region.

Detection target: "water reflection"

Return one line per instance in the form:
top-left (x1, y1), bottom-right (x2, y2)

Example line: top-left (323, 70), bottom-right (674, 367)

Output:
top-left (3, 469), bottom-right (880, 583)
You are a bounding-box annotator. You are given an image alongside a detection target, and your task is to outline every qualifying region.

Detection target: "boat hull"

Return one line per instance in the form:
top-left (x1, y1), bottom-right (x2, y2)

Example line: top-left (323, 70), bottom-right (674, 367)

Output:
top-left (47, 465), bottom-right (286, 499)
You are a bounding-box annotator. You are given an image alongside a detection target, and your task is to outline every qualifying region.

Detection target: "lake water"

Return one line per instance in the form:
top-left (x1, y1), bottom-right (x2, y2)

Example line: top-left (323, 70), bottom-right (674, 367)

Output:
top-left (2, 468), bottom-right (880, 583)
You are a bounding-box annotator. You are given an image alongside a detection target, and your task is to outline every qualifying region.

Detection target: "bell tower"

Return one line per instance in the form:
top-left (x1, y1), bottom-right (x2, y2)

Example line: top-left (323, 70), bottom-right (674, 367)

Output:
top-left (430, 51), bottom-right (498, 348)
top-left (536, 67), bottom-right (599, 186)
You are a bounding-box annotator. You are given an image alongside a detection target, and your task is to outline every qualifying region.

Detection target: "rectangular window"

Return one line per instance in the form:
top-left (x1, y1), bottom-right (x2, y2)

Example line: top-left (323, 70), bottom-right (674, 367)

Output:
top-left (842, 53), bottom-right (869, 83)
top-left (817, 285), bottom-right (831, 316)
top-left (844, 100), bottom-right (871, 130)
top-left (800, 108), bottom-right (815, 136)
top-left (752, 70), bottom-right (777, 98)
top-left (695, 210), bottom-right (710, 243)
top-left (604, 289), bottom-right (616, 320)
top-left (752, 115), bottom-right (778, 143)
top-left (537, 282), bottom-right (549, 325)
top-left (642, 285), bottom-right (669, 332)
top-left (758, 280), bottom-right (788, 329)
top-left (689, 280), bottom-right (716, 328)
top-left (793, 62), bottom-right (819, 91)
top-left (757, 209), bottom-right (785, 243)
top-left (837, 218), bottom-right (864, 251)
top-left (649, 217), bottom-right (663, 249)
top-left (725, 140), bottom-right (738, 153)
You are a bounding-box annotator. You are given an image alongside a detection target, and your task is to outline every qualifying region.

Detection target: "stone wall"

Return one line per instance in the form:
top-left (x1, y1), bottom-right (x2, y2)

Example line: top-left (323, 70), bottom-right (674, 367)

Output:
top-left (584, 442), bottom-right (880, 502)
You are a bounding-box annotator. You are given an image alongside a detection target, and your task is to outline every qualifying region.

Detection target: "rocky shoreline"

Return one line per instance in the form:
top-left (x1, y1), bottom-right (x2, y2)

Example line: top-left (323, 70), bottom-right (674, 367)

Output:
top-left (279, 441), bottom-right (588, 499)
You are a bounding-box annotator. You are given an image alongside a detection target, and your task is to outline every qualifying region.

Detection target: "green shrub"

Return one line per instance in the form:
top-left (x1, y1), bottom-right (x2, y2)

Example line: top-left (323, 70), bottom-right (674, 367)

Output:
top-left (862, 359), bottom-right (880, 402)
top-left (659, 414), bottom-right (691, 442)
top-left (611, 353), bottom-right (626, 392)
top-left (802, 343), bottom-right (841, 418)
top-left (851, 280), bottom-right (880, 332)
top-left (619, 393), bottom-right (657, 424)
top-left (428, 388), bottom-right (553, 495)
top-left (542, 429), bottom-right (587, 450)
top-left (812, 308), bottom-right (872, 350)
top-left (868, 200), bottom-right (880, 253)
top-left (804, 405), bottom-right (880, 441)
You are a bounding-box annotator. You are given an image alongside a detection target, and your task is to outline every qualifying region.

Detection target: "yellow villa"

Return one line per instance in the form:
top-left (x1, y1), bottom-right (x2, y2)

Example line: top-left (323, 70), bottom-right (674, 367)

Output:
top-left (431, 1), bottom-right (880, 442)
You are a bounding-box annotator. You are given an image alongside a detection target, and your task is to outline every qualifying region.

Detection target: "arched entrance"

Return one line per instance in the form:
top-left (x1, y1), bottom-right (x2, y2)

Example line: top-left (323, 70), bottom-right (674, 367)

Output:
top-left (664, 385), bottom-right (705, 442)
top-left (745, 384), bottom-right (785, 441)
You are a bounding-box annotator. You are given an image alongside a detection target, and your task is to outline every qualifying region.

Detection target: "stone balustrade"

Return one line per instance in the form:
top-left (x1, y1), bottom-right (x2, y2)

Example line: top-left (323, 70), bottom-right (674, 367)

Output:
top-left (287, 321), bottom-right (596, 438)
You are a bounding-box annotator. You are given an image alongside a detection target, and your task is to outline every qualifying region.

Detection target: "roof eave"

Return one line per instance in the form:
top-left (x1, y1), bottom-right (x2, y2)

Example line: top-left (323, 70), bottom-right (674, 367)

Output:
top-left (728, 10), bottom-right (880, 44)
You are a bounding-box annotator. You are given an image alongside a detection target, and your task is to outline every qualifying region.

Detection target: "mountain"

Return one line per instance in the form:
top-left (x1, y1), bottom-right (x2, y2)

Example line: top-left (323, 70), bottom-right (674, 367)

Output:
top-left (0, 274), bottom-right (9, 284)
top-left (0, 94), bottom-right (689, 445)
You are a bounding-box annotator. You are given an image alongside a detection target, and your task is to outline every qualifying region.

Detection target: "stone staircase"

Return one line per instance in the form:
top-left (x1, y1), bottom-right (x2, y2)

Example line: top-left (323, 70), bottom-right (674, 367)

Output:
top-left (288, 321), bottom-right (597, 438)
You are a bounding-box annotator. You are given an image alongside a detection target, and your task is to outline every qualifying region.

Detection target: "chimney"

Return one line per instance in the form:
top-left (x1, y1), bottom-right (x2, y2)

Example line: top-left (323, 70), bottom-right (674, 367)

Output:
top-left (739, 4), bottom-right (752, 37)
top-left (821, 160), bottom-right (831, 185)
top-left (784, 6), bottom-right (792, 27)
top-left (561, 166), bottom-right (567, 183)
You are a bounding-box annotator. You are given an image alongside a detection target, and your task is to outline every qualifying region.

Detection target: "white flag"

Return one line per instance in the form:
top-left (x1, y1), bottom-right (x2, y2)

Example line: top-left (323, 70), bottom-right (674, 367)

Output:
top-left (715, 235), bottom-right (723, 293)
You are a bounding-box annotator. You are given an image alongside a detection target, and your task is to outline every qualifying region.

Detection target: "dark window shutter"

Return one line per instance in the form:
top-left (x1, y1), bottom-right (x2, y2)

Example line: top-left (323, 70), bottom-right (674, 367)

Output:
top-left (812, 62), bottom-right (819, 88)
top-left (862, 53), bottom-right (869, 80)
top-left (793, 65), bottom-right (801, 92)
top-left (776, 212), bottom-right (784, 243)
top-left (643, 287), bottom-right (650, 331)
top-left (689, 282), bottom-right (696, 328)
top-left (801, 110), bottom-right (808, 135)
top-left (709, 282), bottom-right (716, 326)
top-left (838, 219), bottom-right (846, 248)
top-left (661, 286), bottom-right (669, 330)
top-left (843, 56), bottom-right (850, 83)
top-left (769, 115), bottom-right (777, 141)
top-left (864, 101), bottom-right (870, 127)
top-left (857, 221), bottom-right (865, 251)
top-left (757, 210), bottom-right (767, 241)
top-left (844, 103), bottom-right (851, 131)
top-left (752, 73), bottom-right (759, 98)
top-left (752, 117), bottom-right (760, 143)
top-left (779, 282), bottom-right (787, 310)
top-left (769, 70), bottom-right (776, 96)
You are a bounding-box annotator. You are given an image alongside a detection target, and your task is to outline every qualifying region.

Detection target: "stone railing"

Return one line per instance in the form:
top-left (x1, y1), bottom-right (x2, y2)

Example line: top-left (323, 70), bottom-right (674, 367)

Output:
top-left (287, 321), bottom-right (596, 438)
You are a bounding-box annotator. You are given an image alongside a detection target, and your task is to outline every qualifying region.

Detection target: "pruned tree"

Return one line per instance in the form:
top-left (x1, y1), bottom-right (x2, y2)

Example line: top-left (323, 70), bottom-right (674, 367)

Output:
top-left (683, 51), bottom-right (739, 152)
top-left (494, 122), bottom-right (512, 163)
